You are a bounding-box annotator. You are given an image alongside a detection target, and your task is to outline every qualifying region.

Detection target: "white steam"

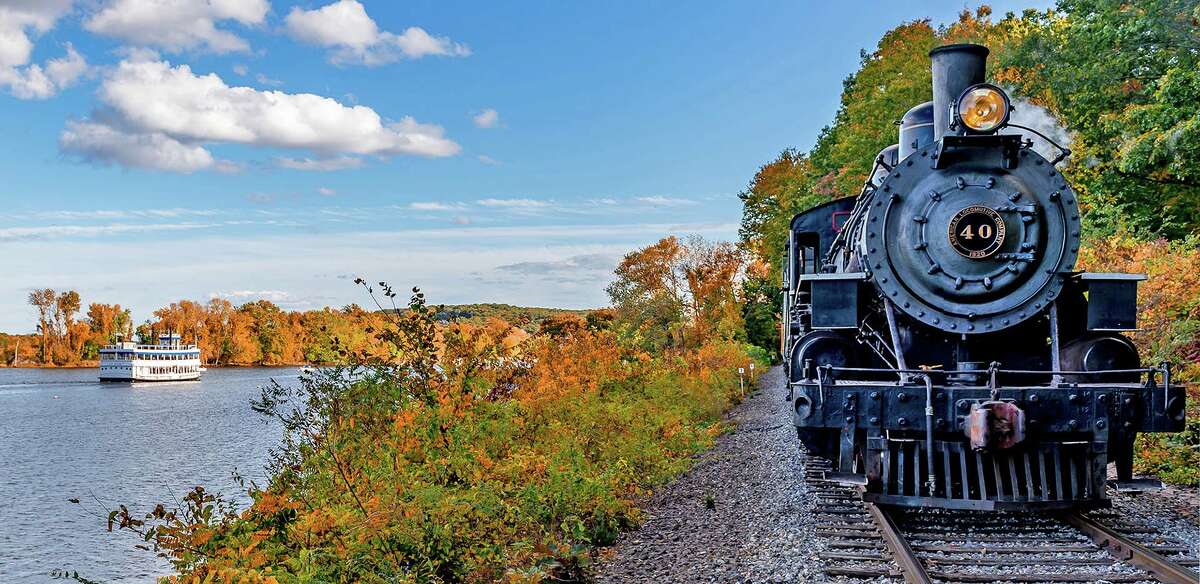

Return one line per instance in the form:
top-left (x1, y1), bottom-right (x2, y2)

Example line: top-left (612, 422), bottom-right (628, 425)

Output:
top-left (1001, 97), bottom-right (1073, 163)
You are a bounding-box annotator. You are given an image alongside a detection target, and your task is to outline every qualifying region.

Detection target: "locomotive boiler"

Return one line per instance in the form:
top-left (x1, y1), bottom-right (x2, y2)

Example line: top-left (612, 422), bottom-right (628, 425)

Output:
top-left (781, 44), bottom-right (1187, 510)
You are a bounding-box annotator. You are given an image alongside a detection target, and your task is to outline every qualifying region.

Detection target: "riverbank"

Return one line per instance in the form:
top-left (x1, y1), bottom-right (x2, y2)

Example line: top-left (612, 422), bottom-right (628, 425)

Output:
top-left (1, 362), bottom-right (316, 369)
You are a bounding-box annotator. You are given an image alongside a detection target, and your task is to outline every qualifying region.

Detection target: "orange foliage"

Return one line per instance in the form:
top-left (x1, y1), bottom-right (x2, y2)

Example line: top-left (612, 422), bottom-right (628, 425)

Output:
top-left (1078, 236), bottom-right (1199, 483)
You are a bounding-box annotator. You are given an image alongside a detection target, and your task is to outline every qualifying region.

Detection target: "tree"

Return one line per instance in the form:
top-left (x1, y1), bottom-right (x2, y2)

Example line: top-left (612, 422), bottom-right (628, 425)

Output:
top-left (996, 0), bottom-right (1200, 238)
top-left (87, 303), bottom-right (132, 344)
top-left (203, 298), bottom-right (235, 365)
top-left (537, 313), bottom-right (587, 339)
top-left (607, 235), bottom-right (746, 350)
top-left (741, 262), bottom-right (781, 363)
top-left (56, 290), bottom-right (82, 358)
top-left (27, 289), bottom-right (56, 364)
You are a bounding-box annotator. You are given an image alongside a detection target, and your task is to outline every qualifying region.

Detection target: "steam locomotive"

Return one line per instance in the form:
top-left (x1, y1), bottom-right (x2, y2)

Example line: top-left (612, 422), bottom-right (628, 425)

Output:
top-left (782, 44), bottom-right (1187, 510)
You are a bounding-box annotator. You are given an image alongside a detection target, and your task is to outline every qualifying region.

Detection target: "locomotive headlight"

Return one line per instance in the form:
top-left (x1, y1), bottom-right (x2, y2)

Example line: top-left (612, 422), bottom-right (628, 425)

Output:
top-left (956, 84), bottom-right (1010, 132)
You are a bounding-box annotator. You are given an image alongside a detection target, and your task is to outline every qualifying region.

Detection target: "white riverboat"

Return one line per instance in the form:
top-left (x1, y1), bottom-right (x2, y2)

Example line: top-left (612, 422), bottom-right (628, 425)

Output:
top-left (99, 333), bottom-right (203, 382)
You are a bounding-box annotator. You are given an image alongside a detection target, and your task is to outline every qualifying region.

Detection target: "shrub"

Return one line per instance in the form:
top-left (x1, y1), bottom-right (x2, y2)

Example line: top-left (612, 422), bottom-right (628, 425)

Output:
top-left (109, 288), bottom-right (760, 583)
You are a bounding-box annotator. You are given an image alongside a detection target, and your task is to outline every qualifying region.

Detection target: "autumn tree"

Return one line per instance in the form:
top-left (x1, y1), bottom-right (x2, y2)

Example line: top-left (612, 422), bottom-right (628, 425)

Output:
top-left (607, 235), bottom-right (747, 350)
top-left (537, 313), bottom-right (587, 339)
top-left (84, 303), bottom-right (132, 359)
top-left (56, 290), bottom-right (81, 356)
top-left (27, 288), bottom-right (55, 364)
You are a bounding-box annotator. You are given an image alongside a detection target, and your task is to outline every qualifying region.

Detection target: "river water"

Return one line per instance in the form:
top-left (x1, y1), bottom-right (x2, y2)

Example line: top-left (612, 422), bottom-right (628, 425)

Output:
top-left (0, 367), bottom-right (298, 583)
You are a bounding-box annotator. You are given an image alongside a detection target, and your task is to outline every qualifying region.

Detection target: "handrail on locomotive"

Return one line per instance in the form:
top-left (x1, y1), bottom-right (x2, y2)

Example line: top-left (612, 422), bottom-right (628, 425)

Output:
top-left (781, 43), bottom-right (1187, 511)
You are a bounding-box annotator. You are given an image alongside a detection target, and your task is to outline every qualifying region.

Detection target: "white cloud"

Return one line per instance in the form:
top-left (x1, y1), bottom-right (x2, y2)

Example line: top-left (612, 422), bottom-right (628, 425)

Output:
top-left (494, 253), bottom-right (618, 283)
top-left (635, 196), bottom-right (696, 207)
top-left (284, 0), bottom-right (469, 66)
top-left (317, 187), bottom-right (336, 196)
top-left (0, 221), bottom-right (213, 242)
top-left (0, 1), bottom-right (89, 99)
top-left (0, 221), bottom-right (739, 329)
top-left (232, 63), bottom-right (247, 76)
top-left (409, 201), bottom-right (464, 211)
top-left (84, 0), bottom-right (270, 54)
top-left (209, 289), bottom-right (292, 302)
top-left (61, 59), bottom-right (461, 172)
top-left (5, 207), bottom-right (222, 221)
top-left (59, 119), bottom-right (226, 173)
top-left (472, 108), bottom-right (499, 128)
top-left (255, 72), bottom-right (282, 86)
top-left (275, 156), bottom-right (365, 172)
top-left (477, 198), bottom-right (549, 208)
top-left (476, 154), bottom-right (500, 166)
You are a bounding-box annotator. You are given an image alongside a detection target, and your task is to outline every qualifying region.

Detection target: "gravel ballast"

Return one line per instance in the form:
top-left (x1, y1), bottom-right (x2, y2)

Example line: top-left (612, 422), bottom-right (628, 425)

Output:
top-left (590, 365), bottom-right (1199, 582)
top-left (591, 366), bottom-right (826, 583)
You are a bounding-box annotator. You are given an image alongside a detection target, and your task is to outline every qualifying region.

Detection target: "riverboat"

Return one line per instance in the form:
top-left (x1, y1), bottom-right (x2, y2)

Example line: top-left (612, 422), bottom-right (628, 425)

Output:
top-left (99, 333), bottom-right (203, 382)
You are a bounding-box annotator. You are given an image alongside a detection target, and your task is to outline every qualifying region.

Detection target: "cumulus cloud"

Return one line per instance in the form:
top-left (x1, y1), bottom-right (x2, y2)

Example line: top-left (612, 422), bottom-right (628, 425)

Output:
top-left (84, 0), bottom-right (269, 54)
top-left (60, 58), bottom-right (461, 172)
top-left (317, 187), bottom-right (336, 196)
top-left (59, 119), bottom-right (229, 173)
top-left (285, 0), bottom-right (469, 66)
top-left (472, 108), bottom-right (499, 128)
top-left (275, 156), bottom-right (365, 171)
top-left (0, 1), bottom-right (89, 99)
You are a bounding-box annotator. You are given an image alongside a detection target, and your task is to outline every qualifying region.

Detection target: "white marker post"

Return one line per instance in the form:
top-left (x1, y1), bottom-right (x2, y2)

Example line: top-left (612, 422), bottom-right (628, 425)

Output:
top-left (738, 367), bottom-right (745, 397)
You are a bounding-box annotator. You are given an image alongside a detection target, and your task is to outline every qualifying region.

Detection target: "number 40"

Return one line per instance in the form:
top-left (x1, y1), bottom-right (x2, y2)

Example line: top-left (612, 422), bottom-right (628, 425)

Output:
top-left (960, 224), bottom-right (993, 240)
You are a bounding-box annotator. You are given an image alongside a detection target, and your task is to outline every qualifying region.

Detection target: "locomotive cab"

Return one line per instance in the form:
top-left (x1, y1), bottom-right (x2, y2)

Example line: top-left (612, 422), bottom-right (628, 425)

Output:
top-left (782, 44), bottom-right (1187, 510)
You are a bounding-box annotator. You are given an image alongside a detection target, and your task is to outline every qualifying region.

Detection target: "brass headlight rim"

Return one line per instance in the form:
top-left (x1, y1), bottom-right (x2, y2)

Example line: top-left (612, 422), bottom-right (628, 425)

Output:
top-left (955, 83), bottom-right (1011, 133)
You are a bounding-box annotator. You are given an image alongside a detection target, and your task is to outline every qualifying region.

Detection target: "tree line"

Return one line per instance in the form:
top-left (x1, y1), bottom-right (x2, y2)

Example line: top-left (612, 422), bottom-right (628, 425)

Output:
top-left (9, 290), bottom-right (598, 367)
top-left (100, 234), bottom-right (767, 582)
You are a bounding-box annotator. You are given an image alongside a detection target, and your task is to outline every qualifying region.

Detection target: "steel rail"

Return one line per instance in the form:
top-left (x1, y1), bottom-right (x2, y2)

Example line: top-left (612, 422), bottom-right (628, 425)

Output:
top-left (866, 503), bottom-right (932, 584)
top-left (1063, 512), bottom-right (1199, 584)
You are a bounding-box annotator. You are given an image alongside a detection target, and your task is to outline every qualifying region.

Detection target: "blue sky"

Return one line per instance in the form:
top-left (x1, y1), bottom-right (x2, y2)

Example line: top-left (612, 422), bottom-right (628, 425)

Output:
top-left (0, 0), bottom-right (1052, 331)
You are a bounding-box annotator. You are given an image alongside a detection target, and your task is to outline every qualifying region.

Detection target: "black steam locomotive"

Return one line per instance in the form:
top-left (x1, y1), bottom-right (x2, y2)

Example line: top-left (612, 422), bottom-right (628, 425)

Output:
top-left (782, 44), bottom-right (1187, 510)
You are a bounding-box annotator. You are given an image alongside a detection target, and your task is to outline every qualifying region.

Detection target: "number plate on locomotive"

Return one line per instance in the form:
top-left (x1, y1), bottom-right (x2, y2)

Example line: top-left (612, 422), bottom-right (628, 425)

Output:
top-left (948, 205), bottom-right (1005, 259)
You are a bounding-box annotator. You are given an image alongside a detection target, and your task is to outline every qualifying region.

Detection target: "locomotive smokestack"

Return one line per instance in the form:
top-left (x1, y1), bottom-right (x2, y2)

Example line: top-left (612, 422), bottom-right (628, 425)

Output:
top-left (930, 44), bottom-right (989, 141)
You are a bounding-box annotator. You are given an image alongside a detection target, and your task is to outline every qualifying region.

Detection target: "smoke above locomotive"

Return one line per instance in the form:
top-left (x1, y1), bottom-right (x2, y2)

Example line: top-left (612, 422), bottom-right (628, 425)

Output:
top-left (782, 44), bottom-right (1186, 510)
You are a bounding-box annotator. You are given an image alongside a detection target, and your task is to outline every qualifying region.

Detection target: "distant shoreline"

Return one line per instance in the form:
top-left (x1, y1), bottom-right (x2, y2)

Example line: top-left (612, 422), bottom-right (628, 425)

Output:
top-left (1, 363), bottom-right (312, 370)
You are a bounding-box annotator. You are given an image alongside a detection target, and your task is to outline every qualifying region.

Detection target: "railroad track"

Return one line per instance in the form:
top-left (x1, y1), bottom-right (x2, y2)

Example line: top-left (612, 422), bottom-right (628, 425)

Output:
top-left (804, 453), bottom-right (1200, 583)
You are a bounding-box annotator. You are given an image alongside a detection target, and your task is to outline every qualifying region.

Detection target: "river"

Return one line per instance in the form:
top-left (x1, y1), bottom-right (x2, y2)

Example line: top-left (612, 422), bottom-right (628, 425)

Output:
top-left (0, 367), bottom-right (298, 583)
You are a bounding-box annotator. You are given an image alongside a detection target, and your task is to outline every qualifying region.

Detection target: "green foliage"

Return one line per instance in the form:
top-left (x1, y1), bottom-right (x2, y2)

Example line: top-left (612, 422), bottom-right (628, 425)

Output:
top-left (741, 275), bottom-right (780, 363)
top-left (997, 0), bottom-right (1200, 239)
top-left (742, 343), bottom-right (773, 369)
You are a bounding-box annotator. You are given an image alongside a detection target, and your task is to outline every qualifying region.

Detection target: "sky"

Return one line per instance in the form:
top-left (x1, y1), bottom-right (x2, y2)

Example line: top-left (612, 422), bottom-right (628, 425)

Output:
top-left (0, 0), bottom-right (1053, 332)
